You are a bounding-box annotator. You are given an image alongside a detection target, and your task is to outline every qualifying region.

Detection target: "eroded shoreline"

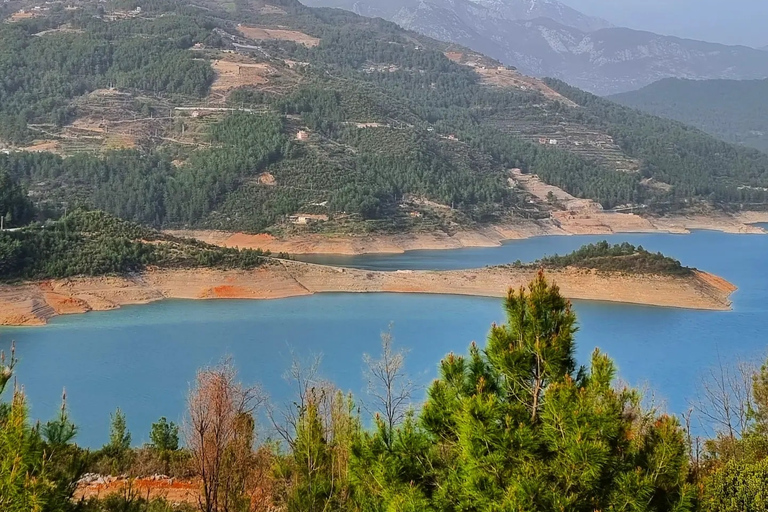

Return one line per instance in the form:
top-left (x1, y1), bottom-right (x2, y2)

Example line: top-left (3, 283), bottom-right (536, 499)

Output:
top-left (0, 260), bottom-right (737, 327)
top-left (167, 211), bottom-right (768, 256)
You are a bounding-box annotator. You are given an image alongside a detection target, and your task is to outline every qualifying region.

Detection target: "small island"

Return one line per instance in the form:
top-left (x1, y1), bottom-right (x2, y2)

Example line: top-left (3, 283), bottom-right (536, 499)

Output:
top-left (0, 212), bottom-right (737, 326)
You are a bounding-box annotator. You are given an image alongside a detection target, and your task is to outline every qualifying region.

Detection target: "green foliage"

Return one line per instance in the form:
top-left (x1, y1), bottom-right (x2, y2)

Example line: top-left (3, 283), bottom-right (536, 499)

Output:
top-left (0, 393), bottom-right (49, 512)
top-left (535, 240), bottom-right (694, 276)
top-left (288, 399), bottom-right (332, 512)
top-left (751, 359), bottom-right (768, 437)
top-left (107, 408), bottom-right (132, 454)
top-left (352, 273), bottom-right (695, 511)
top-left (78, 494), bottom-right (196, 512)
top-left (149, 417), bottom-right (179, 452)
top-left (0, 210), bottom-right (268, 281)
top-left (42, 395), bottom-right (78, 447)
top-left (272, 387), bottom-right (360, 512)
top-left (546, 78), bottom-right (768, 206)
top-left (611, 78), bottom-right (768, 154)
top-left (0, 350), bottom-right (84, 512)
top-left (3, 0), bottom-right (768, 237)
top-left (0, 10), bottom-right (216, 143)
top-left (0, 170), bottom-right (35, 227)
top-left (702, 458), bottom-right (768, 512)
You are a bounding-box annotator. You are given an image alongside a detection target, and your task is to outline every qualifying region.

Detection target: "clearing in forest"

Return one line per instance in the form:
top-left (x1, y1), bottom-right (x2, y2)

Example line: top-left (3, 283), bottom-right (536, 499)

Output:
top-left (21, 141), bottom-right (62, 154)
top-left (237, 24), bottom-right (320, 47)
top-left (511, 168), bottom-right (596, 211)
top-left (211, 59), bottom-right (271, 91)
top-left (476, 67), bottom-right (578, 107)
top-left (444, 51), bottom-right (577, 107)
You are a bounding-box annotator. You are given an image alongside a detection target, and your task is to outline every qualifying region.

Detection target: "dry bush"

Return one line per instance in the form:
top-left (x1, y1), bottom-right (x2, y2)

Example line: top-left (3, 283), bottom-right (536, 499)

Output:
top-left (185, 358), bottom-right (266, 512)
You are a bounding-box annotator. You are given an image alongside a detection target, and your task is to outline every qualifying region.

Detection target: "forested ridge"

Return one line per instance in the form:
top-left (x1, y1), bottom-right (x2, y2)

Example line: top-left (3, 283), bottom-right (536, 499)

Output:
top-left (2, 0), bottom-right (768, 236)
top-left (0, 5), bottom-right (218, 143)
top-left (610, 78), bottom-right (768, 154)
top-left (0, 210), bottom-right (270, 281)
top-left (546, 79), bottom-right (768, 205)
top-left (2, 273), bottom-right (767, 511)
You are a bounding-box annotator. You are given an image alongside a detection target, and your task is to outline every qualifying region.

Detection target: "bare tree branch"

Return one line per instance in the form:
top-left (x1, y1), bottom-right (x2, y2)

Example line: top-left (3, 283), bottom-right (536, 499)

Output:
top-left (363, 325), bottom-right (414, 447)
top-left (184, 357), bottom-right (264, 512)
top-left (691, 353), bottom-right (756, 440)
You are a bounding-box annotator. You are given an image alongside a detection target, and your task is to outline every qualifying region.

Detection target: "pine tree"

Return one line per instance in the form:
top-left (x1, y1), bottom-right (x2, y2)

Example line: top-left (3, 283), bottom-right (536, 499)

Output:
top-left (357, 272), bottom-right (695, 512)
top-left (149, 417), bottom-right (179, 452)
top-left (107, 408), bottom-right (131, 454)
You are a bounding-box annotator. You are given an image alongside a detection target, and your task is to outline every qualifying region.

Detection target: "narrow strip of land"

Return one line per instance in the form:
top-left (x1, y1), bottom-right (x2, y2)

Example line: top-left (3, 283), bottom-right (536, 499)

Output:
top-left (0, 261), bottom-right (737, 326)
top-left (168, 211), bottom-right (768, 256)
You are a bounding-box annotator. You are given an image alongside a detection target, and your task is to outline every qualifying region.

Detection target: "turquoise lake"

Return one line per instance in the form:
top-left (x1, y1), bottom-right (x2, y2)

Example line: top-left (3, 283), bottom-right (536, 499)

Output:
top-left (2, 229), bottom-right (768, 447)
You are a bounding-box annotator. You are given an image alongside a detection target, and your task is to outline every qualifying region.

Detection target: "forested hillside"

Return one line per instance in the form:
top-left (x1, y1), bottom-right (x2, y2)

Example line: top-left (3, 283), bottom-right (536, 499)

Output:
top-left (1, 0), bottom-right (768, 236)
top-left (610, 78), bottom-right (768, 154)
top-left (0, 210), bottom-right (270, 281)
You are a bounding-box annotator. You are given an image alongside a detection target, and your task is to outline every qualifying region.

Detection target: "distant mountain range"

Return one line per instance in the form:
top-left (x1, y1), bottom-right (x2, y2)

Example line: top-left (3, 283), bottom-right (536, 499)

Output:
top-left (301, 0), bottom-right (612, 32)
top-left (300, 0), bottom-right (768, 95)
top-left (610, 78), bottom-right (768, 153)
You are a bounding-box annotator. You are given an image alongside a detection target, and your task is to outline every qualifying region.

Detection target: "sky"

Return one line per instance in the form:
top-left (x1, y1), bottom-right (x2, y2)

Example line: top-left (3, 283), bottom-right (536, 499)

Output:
top-left (560, 0), bottom-right (768, 48)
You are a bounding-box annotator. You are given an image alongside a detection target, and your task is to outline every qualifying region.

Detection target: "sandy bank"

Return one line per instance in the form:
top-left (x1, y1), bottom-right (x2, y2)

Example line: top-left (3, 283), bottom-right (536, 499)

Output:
top-left (0, 261), bottom-right (736, 327)
top-left (167, 212), bottom-right (768, 256)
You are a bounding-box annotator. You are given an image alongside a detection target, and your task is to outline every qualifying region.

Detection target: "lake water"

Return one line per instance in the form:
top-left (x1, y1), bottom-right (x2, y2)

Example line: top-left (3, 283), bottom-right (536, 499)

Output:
top-left (2, 230), bottom-right (768, 447)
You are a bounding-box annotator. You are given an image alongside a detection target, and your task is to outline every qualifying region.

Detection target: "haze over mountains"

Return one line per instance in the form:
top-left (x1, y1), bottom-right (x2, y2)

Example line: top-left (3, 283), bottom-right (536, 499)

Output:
top-left (611, 78), bottom-right (768, 154)
top-left (300, 0), bottom-right (768, 95)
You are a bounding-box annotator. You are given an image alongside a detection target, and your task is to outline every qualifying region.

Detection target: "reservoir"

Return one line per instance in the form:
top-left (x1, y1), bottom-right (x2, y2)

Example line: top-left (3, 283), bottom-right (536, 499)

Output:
top-left (2, 229), bottom-right (767, 447)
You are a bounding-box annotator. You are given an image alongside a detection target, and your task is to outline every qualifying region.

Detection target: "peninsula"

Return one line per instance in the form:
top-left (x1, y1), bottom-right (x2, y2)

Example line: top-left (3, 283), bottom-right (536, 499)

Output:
top-left (0, 211), bottom-right (737, 326)
top-left (0, 260), bottom-right (737, 327)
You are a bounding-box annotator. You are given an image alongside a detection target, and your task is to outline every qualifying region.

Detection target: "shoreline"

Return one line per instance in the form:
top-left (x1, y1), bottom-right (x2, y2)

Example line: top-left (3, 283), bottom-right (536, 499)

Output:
top-left (0, 261), bottom-right (737, 327)
top-left (166, 211), bottom-right (768, 256)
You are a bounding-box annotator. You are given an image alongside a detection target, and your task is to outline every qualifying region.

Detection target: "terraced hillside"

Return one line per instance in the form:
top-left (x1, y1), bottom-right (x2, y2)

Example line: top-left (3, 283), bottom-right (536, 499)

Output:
top-left (2, 0), bottom-right (768, 236)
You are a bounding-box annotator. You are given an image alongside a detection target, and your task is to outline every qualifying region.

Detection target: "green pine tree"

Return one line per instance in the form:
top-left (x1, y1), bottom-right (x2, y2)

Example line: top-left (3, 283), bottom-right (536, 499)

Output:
top-left (353, 272), bottom-right (695, 512)
top-left (107, 408), bottom-right (131, 454)
top-left (149, 417), bottom-right (179, 452)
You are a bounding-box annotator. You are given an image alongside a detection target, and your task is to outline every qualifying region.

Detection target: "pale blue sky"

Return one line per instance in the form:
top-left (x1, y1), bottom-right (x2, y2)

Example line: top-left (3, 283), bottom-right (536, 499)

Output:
top-left (562, 0), bottom-right (768, 48)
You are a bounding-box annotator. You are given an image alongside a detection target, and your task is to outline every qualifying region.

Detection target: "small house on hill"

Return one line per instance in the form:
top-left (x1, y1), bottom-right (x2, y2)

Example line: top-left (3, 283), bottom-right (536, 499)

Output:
top-left (289, 214), bottom-right (328, 225)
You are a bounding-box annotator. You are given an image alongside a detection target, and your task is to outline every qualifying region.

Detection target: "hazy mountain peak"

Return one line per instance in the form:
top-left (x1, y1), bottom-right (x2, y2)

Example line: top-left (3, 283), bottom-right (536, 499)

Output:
top-left (299, 0), bottom-right (768, 95)
top-left (300, 0), bottom-right (611, 32)
top-left (471, 0), bottom-right (611, 31)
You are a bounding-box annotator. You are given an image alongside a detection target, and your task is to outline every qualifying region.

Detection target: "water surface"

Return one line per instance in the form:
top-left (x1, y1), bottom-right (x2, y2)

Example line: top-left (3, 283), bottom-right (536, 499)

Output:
top-left (2, 230), bottom-right (767, 447)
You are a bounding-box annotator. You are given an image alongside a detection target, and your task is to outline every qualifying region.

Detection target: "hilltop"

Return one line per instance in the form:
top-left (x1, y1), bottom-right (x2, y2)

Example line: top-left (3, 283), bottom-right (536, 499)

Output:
top-left (1, 0), bottom-right (768, 241)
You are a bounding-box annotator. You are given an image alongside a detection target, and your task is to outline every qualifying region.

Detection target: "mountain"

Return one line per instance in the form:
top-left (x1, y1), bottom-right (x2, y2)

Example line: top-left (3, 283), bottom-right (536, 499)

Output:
top-left (300, 0), bottom-right (768, 95)
top-left (610, 78), bottom-right (768, 153)
top-left (299, 0), bottom-right (612, 33)
top-left (3, 0), bottom-right (768, 237)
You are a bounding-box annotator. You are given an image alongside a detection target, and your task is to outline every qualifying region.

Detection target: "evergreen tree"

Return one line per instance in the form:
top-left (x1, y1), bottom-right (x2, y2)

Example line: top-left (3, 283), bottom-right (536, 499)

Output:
top-left (107, 408), bottom-right (131, 454)
top-left (149, 417), bottom-right (179, 452)
top-left (0, 345), bottom-right (82, 512)
top-left (353, 272), bottom-right (695, 511)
